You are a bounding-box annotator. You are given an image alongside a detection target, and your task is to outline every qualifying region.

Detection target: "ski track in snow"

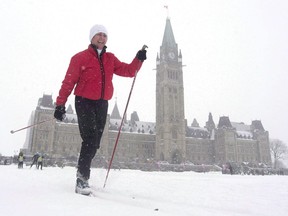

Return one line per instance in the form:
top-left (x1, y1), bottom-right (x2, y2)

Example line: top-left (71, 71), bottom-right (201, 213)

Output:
top-left (1, 165), bottom-right (288, 216)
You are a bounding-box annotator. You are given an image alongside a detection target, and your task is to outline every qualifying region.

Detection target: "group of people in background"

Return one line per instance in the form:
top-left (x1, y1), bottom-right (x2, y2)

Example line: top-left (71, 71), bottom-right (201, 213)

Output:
top-left (17, 152), bottom-right (44, 170)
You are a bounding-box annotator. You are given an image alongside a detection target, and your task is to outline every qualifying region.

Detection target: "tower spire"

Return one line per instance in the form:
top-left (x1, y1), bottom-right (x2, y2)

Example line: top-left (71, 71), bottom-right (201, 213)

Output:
top-left (111, 100), bottom-right (121, 120)
top-left (162, 17), bottom-right (176, 47)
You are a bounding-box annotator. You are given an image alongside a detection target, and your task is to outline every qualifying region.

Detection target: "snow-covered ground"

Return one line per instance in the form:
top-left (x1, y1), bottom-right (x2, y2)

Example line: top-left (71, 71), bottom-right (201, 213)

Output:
top-left (1, 165), bottom-right (287, 216)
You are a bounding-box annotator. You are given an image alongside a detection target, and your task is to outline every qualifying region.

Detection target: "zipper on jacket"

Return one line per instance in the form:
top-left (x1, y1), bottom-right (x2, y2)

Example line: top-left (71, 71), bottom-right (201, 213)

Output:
top-left (91, 44), bottom-right (106, 100)
top-left (98, 56), bottom-right (105, 99)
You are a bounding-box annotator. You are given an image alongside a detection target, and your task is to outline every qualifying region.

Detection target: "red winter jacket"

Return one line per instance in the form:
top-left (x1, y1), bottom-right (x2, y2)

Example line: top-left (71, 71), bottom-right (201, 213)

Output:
top-left (56, 45), bottom-right (143, 106)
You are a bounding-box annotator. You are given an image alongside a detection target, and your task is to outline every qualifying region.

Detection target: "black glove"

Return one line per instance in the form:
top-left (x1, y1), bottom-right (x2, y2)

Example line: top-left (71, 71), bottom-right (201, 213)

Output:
top-left (136, 50), bottom-right (147, 62)
top-left (54, 105), bottom-right (66, 121)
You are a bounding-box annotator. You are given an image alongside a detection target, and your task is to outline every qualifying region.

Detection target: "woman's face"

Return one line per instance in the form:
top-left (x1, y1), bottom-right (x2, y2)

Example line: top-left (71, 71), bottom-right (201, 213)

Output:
top-left (91, 32), bottom-right (107, 50)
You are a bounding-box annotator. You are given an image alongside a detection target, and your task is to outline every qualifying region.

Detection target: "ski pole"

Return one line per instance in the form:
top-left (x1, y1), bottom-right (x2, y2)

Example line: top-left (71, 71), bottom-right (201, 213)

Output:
top-left (103, 45), bottom-right (148, 188)
top-left (10, 117), bottom-right (55, 134)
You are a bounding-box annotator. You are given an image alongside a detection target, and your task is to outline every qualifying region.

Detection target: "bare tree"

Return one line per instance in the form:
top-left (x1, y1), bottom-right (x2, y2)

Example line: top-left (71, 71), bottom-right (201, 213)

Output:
top-left (270, 139), bottom-right (288, 168)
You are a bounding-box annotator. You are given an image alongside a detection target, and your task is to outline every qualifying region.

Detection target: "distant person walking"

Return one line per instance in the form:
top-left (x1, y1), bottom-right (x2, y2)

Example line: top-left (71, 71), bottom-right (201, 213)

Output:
top-left (30, 153), bottom-right (39, 168)
top-left (228, 163), bottom-right (233, 175)
top-left (54, 24), bottom-right (147, 195)
top-left (18, 152), bottom-right (24, 169)
top-left (37, 155), bottom-right (43, 170)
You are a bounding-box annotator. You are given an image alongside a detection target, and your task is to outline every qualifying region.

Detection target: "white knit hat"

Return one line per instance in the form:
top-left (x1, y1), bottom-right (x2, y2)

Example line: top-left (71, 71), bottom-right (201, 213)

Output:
top-left (89, 24), bottom-right (108, 41)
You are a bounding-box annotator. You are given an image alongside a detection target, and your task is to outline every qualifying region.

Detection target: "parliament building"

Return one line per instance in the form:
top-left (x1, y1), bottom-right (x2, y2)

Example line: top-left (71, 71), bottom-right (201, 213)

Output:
top-left (24, 18), bottom-right (272, 168)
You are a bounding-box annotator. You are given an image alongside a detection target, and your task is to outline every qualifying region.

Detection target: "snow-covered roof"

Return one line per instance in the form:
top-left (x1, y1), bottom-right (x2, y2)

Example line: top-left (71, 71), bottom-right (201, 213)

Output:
top-left (231, 122), bottom-right (253, 139)
top-left (64, 113), bottom-right (78, 124)
top-left (186, 126), bottom-right (210, 139)
top-left (231, 122), bottom-right (251, 131)
top-left (38, 106), bottom-right (54, 110)
top-left (109, 119), bottom-right (156, 134)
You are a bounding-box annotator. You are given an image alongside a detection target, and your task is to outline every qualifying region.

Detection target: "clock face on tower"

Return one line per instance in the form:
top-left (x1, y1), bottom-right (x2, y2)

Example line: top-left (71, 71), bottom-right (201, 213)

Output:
top-left (168, 51), bottom-right (175, 59)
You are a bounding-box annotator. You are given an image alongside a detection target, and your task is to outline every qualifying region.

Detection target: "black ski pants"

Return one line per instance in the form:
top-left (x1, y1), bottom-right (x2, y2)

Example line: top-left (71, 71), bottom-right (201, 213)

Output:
top-left (75, 96), bottom-right (108, 179)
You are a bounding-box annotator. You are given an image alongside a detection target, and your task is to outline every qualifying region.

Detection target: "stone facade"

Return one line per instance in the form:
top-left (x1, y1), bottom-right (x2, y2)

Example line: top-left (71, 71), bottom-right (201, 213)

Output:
top-left (25, 18), bottom-right (272, 167)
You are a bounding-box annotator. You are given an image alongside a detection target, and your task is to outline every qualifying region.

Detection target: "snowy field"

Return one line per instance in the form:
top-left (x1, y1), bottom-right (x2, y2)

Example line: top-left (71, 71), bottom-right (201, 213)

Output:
top-left (1, 165), bottom-right (287, 216)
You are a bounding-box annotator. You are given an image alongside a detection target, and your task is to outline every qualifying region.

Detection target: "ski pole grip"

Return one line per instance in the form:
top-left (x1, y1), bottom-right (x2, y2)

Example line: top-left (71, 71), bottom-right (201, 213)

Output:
top-left (141, 45), bottom-right (148, 51)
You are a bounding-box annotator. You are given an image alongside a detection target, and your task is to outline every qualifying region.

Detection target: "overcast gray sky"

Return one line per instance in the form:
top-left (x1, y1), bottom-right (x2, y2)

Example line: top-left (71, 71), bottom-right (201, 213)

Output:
top-left (1, 0), bottom-right (287, 155)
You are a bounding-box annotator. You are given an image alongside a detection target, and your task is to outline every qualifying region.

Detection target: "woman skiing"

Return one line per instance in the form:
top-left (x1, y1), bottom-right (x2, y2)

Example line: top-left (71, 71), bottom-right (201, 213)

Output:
top-left (54, 24), bottom-right (147, 195)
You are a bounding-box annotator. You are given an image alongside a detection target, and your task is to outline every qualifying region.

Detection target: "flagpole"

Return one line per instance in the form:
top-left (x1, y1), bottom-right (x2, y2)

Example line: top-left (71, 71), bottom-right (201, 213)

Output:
top-left (164, 5), bottom-right (169, 18)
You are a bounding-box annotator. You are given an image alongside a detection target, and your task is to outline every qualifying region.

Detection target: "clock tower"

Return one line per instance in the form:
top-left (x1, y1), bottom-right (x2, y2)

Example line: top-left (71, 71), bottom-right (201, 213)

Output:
top-left (155, 18), bottom-right (186, 164)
